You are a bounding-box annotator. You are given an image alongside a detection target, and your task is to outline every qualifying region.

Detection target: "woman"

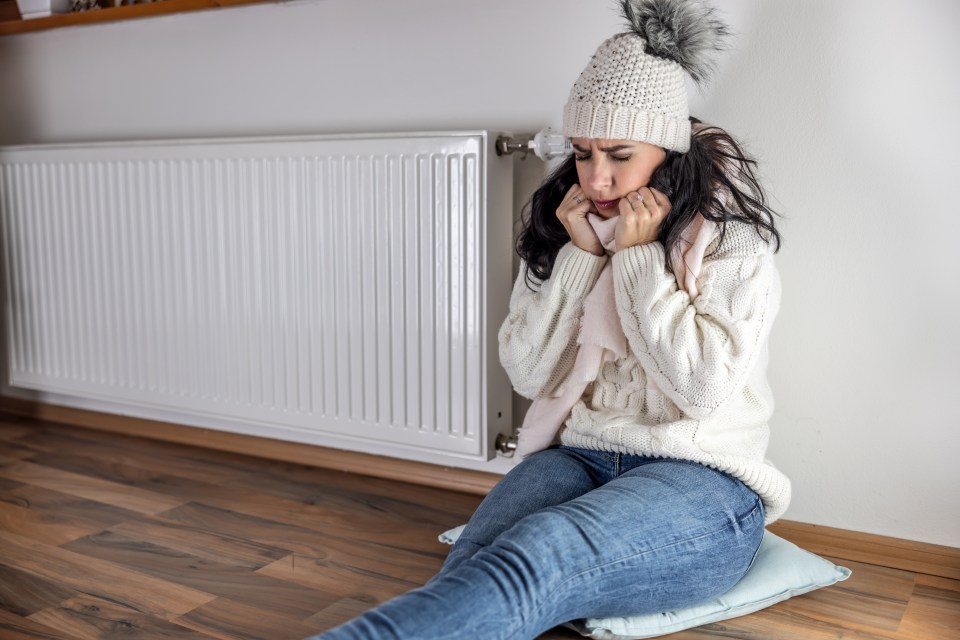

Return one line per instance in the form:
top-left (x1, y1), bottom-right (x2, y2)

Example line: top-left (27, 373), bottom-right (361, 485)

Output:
top-left (313, 1), bottom-right (790, 638)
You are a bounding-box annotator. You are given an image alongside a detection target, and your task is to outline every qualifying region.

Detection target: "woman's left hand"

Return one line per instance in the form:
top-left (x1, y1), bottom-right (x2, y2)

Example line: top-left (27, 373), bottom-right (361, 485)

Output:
top-left (615, 187), bottom-right (671, 252)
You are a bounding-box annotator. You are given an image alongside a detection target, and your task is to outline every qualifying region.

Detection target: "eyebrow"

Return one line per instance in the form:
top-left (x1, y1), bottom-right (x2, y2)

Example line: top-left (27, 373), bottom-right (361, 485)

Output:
top-left (571, 143), bottom-right (635, 153)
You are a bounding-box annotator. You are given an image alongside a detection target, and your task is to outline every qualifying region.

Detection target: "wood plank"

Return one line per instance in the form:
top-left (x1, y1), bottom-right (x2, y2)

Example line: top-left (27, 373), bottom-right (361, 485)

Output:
top-left (0, 438), bottom-right (37, 462)
top-left (62, 530), bottom-right (339, 620)
top-left (217, 465), bottom-right (481, 542)
top-left (670, 605), bottom-right (897, 640)
top-left (155, 500), bottom-right (453, 573)
top-left (27, 448), bottom-right (193, 488)
top-left (256, 542), bottom-right (443, 603)
top-left (0, 563), bottom-right (76, 617)
top-left (27, 593), bottom-right (214, 640)
top-left (304, 597), bottom-right (379, 631)
top-left (108, 515), bottom-right (291, 570)
top-left (26, 430), bottom-right (480, 531)
top-left (163, 491), bottom-right (460, 556)
top-left (15, 425), bottom-right (262, 487)
top-left (157, 501), bottom-right (337, 558)
top-left (221, 457), bottom-right (484, 521)
top-left (0, 477), bottom-right (24, 492)
top-left (772, 559), bottom-right (913, 634)
top-left (0, 460), bottom-right (187, 515)
top-left (913, 573), bottom-right (960, 603)
top-left (23, 448), bottom-right (246, 508)
top-left (174, 597), bottom-right (325, 640)
top-left (895, 574), bottom-right (960, 640)
top-left (0, 484), bottom-right (142, 545)
top-left (0, 529), bottom-right (217, 617)
top-left (0, 419), bottom-right (35, 441)
top-left (0, 608), bottom-right (76, 640)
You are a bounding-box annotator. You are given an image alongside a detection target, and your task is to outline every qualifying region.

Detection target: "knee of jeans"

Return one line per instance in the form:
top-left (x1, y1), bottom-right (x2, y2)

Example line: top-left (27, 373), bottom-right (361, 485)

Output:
top-left (437, 537), bottom-right (484, 577)
top-left (493, 506), bottom-right (589, 572)
top-left (448, 537), bottom-right (551, 617)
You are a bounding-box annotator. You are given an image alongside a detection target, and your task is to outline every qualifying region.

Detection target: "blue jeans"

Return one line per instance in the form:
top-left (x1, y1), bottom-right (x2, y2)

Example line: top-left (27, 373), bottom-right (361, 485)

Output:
top-left (311, 447), bottom-right (764, 640)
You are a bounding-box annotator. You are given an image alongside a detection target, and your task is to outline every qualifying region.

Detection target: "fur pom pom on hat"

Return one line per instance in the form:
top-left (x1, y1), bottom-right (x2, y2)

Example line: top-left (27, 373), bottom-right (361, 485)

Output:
top-left (562, 0), bottom-right (730, 153)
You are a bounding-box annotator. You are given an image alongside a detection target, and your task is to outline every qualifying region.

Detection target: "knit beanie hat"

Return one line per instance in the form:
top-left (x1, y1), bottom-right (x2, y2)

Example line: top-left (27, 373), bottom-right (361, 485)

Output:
top-left (562, 0), bottom-right (730, 153)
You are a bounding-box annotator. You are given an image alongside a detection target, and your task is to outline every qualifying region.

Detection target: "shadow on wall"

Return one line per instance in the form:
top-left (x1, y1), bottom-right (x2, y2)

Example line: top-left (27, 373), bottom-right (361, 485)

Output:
top-left (0, 40), bottom-right (38, 146)
top-left (507, 155), bottom-right (550, 425)
top-left (0, 39), bottom-right (38, 398)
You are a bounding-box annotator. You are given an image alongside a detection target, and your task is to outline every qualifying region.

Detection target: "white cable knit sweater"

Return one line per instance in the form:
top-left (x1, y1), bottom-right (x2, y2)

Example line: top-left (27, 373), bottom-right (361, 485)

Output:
top-left (498, 221), bottom-right (791, 523)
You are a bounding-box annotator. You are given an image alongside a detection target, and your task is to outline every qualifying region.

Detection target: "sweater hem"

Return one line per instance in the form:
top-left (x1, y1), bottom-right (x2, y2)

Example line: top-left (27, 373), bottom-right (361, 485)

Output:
top-left (559, 428), bottom-right (790, 525)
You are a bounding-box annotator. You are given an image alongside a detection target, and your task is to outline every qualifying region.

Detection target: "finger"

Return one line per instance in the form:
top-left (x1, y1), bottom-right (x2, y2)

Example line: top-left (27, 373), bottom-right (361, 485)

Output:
top-left (563, 185), bottom-right (588, 208)
top-left (638, 188), bottom-right (666, 218)
top-left (573, 194), bottom-right (597, 216)
top-left (641, 186), bottom-right (673, 217)
top-left (563, 184), bottom-right (583, 202)
top-left (618, 191), bottom-right (636, 209)
top-left (618, 193), bottom-right (639, 216)
top-left (645, 186), bottom-right (669, 207)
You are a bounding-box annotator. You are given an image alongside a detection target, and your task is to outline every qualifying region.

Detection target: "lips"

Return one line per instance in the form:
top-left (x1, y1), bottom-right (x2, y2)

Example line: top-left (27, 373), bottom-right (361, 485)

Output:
top-left (593, 198), bottom-right (619, 211)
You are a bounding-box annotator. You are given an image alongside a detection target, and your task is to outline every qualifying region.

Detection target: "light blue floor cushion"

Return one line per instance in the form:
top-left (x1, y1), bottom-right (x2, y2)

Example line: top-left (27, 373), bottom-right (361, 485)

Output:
top-left (438, 526), bottom-right (851, 640)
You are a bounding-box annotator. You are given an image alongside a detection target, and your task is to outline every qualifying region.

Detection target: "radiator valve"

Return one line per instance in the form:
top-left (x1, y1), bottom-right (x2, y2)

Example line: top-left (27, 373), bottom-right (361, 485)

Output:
top-left (495, 128), bottom-right (571, 161)
top-left (495, 433), bottom-right (518, 457)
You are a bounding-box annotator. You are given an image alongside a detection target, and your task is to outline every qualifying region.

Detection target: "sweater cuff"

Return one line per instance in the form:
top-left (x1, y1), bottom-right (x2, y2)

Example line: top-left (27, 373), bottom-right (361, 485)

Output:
top-left (612, 241), bottom-right (667, 289)
top-left (553, 242), bottom-right (608, 296)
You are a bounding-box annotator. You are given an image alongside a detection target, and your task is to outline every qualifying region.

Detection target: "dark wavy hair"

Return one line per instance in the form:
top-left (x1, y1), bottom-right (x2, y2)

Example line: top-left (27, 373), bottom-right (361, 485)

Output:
top-left (515, 118), bottom-right (781, 288)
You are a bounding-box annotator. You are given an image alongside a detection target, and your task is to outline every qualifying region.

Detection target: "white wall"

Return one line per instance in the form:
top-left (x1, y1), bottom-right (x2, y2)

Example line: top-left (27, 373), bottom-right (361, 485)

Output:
top-left (1, 0), bottom-right (957, 547)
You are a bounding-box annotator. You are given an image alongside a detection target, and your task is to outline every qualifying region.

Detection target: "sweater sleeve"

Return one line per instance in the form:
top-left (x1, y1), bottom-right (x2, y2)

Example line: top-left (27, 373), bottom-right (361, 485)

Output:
top-left (498, 243), bottom-right (607, 399)
top-left (611, 223), bottom-right (781, 418)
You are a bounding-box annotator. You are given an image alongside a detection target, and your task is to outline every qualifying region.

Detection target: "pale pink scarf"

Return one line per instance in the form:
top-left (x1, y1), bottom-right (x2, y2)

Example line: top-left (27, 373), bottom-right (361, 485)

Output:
top-left (514, 212), bottom-right (717, 457)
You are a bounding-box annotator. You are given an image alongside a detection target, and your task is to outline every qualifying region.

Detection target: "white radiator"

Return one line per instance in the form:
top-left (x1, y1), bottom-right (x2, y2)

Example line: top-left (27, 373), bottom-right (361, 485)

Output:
top-left (0, 132), bottom-right (514, 463)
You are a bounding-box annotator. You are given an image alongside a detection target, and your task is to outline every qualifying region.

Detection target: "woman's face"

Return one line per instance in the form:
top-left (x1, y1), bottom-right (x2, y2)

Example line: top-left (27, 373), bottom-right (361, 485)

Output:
top-left (571, 138), bottom-right (667, 218)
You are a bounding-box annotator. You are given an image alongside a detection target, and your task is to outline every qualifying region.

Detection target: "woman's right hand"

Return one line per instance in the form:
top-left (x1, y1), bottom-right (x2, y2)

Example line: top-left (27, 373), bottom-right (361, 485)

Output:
top-left (556, 185), bottom-right (603, 256)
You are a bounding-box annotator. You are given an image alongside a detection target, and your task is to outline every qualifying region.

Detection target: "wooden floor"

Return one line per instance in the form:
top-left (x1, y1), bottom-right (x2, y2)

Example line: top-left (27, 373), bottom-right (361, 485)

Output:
top-left (0, 417), bottom-right (956, 640)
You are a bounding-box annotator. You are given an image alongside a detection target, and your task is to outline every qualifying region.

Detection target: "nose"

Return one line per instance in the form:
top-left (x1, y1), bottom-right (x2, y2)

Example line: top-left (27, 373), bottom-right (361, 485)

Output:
top-left (584, 158), bottom-right (613, 193)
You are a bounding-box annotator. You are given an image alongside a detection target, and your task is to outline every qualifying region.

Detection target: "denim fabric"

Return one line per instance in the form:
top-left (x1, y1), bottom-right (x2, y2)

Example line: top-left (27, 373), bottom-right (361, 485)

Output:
top-left (311, 447), bottom-right (764, 640)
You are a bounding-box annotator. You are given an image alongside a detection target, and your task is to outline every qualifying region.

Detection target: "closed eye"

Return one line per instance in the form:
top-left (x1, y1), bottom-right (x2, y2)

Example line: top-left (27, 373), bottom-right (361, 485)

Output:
top-left (574, 154), bottom-right (631, 162)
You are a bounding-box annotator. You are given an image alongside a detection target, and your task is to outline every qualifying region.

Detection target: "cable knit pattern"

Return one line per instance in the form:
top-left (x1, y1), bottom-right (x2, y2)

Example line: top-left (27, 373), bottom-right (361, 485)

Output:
top-left (498, 243), bottom-right (608, 400)
top-left (499, 222), bottom-right (791, 524)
